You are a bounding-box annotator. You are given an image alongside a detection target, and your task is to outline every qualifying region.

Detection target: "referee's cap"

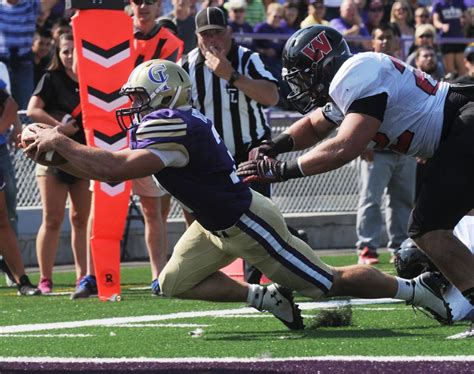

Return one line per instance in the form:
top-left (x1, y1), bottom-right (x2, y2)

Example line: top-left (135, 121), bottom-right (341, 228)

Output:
top-left (195, 7), bottom-right (227, 33)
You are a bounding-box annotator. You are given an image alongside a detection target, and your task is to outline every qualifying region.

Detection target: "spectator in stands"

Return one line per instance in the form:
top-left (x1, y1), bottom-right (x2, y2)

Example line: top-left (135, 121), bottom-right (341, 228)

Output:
top-left (413, 6), bottom-right (430, 28)
top-left (157, 17), bottom-right (179, 35)
top-left (406, 24), bottom-right (445, 78)
top-left (0, 0), bottom-right (40, 109)
top-left (26, 33), bottom-right (91, 294)
top-left (324, 0), bottom-right (343, 21)
top-left (0, 164), bottom-right (40, 296)
top-left (453, 44), bottom-right (474, 84)
top-left (282, 1), bottom-right (301, 33)
top-left (225, 0), bottom-right (255, 50)
top-left (363, 0), bottom-right (385, 35)
top-left (253, 3), bottom-right (290, 89)
top-left (414, 46), bottom-right (444, 80)
top-left (432, 0), bottom-right (467, 79)
top-left (38, 0), bottom-right (66, 30)
top-left (73, 0), bottom-right (184, 299)
top-left (389, 0), bottom-right (414, 58)
top-left (32, 29), bottom-right (53, 86)
top-left (167, 0), bottom-right (197, 54)
top-left (245, 0), bottom-right (266, 27)
top-left (355, 22), bottom-right (416, 265)
top-left (330, 0), bottom-right (371, 53)
top-left (50, 17), bottom-right (72, 47)
top-left (300, 0), bottom-right (329, 28)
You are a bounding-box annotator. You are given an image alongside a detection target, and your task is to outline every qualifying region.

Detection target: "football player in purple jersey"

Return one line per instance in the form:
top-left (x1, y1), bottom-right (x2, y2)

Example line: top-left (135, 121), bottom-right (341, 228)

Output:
top-left (22, 59), bottom-right (454, 329)
top-left (237, 25), bottom-right (474, 311)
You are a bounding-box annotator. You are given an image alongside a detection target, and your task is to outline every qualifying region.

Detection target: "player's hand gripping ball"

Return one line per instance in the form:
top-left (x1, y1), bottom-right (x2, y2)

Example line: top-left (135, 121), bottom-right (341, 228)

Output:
top-left (21, 123), bottom-right (67, 166)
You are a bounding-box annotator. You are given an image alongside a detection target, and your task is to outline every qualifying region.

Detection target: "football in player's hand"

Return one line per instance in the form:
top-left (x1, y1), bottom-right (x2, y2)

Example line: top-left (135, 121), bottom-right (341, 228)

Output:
top-left (21, 123), bottom-right (67, 166)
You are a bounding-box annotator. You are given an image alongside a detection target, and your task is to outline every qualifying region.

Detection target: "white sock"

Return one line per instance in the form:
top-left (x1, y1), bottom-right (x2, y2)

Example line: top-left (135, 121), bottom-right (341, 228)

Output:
top-left (394, 277), bottom-right (414, 301)
top-left (247, 284), bottom-right (265, 309)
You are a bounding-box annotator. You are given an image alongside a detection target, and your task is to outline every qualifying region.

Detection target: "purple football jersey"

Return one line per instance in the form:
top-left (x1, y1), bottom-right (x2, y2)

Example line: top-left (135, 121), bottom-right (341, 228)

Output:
top-left (131, 107), bottom-right (252, 231)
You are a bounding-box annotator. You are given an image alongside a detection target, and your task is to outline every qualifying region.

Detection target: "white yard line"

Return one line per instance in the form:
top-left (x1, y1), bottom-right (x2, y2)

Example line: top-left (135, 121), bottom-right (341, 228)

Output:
top-left (115, 323), bottom-right (210, 328)
top-left (0, 334), bottom-right (93, 338)
top-left (0, 298), bottom-right (401, 335)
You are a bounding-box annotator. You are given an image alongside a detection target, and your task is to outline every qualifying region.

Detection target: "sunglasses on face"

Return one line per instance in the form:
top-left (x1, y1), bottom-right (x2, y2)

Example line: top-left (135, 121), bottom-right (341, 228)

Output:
top-left (467, 54), bottom-right (474, 63)
top-left (396, 7), bottom-right (408, 12)
top-left (369, 7), bottom-right (384, 12)
top-left (419, 34), bottom-right (433, 38)
top-left (416, 13), bottom-right (429, 18)
top-left (132, 0), bottom-right (157, 5)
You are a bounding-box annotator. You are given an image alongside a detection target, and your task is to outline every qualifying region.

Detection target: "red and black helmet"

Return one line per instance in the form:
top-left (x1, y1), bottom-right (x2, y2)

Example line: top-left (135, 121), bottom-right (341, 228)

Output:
top-left (282, 25), bottom-right (352, 114)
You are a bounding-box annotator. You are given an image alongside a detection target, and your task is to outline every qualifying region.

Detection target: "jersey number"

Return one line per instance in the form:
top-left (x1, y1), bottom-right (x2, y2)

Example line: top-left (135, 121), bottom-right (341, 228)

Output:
top-left (372, 130), bottom-right (414, 153)
top-left (389, 56), bottom-right (438, 95)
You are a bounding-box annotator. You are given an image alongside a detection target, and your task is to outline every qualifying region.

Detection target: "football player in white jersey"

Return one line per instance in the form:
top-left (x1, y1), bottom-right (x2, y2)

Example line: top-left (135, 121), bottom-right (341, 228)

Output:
top-left (23, 59), bottom-right (456, 330)
top-left (238, 25), bottom-right (474, 309)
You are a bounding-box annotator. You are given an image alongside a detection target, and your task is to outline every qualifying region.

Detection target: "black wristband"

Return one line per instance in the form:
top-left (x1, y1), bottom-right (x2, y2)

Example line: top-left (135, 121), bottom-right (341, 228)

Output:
top-left (282, 159), bottom-right (304, 180)
top-left (228, 70), bottom-right (241, 86)
top-left (272, 133), bottom-right (294, 154)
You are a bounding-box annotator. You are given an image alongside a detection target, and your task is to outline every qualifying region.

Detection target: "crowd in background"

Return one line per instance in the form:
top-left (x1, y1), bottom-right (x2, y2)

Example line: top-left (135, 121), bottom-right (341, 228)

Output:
top-left (0, 0), bottom-right (473, 295)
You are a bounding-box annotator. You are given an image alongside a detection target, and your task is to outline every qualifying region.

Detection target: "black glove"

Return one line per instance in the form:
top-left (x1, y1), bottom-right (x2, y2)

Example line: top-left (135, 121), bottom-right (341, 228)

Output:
top-left (237, 157), bottom-right (286, 184)
top-left (247, 140), bottom-right (278, 161)
top-left (247, 133), bottom-right (294, 161)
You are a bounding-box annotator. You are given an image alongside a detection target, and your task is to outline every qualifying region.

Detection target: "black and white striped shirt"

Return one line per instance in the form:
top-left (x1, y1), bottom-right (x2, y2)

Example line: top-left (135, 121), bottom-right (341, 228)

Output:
top-left (181, 43), bottom-right (278, 163)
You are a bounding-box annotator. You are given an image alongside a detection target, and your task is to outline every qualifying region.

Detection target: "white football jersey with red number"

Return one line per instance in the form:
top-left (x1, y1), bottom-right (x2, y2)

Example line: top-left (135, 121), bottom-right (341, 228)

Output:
top-left (329, 52), bottom-right (450, 159)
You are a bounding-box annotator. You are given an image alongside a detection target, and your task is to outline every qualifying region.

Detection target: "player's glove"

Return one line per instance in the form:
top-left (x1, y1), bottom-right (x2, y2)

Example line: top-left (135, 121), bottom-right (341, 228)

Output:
top-left (237, 157), bottom-right (286, 184)
top-left (247, 133), bottom-right (295, 161)
top-left (248, 140), bottom-right (278, 161)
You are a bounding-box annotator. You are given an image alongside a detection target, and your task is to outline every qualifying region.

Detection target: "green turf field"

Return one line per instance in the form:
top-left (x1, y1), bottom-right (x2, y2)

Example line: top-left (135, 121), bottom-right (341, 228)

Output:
top-left (0, 253), bottom-right (472, 359)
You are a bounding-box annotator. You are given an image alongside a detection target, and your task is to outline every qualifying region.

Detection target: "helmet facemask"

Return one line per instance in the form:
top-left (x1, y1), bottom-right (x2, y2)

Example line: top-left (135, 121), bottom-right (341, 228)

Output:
top-left (283, 62), bottom-right (328, 114)
top-left (116, 87), bottom-right (152, 131)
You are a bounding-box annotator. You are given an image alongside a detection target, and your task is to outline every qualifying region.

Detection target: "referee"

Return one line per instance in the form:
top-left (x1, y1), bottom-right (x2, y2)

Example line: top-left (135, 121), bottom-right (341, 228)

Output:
top-left (181, 7), bottom-right (279, 168)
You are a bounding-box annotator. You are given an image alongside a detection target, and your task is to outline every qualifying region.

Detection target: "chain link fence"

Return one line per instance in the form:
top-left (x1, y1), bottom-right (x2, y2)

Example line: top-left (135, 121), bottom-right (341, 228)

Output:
top-left (13, 110), bottom-right (360, 215)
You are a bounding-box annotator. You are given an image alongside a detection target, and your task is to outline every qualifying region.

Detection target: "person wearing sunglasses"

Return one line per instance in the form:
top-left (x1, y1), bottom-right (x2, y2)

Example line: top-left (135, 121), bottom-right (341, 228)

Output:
top-left (300, 0), bottom-right (329, 28)
top-left (389, 0), bottom-right (414, 58)
top-left (225, 0), bottom-right (254, 50)
top-left (405, 23), bottom-right (445, 75)
top-left (414, 6), bottom-right (430, 27)
top-left (363, 0), bottom-right (385, 35)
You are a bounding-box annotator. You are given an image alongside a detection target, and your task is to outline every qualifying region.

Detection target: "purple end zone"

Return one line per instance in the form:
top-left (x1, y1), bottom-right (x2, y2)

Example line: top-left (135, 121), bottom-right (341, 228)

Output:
top-left (0, 360), bottom-right (472, 373)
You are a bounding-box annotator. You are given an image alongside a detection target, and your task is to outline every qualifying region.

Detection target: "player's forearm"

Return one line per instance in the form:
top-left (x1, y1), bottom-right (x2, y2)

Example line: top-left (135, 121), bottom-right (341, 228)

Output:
top-left (53, 136), bottom-right (125, 182)
top-left (297, 137), bottom-right (360, 176)
top-left (285, 110), bottom-right (335, 151)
